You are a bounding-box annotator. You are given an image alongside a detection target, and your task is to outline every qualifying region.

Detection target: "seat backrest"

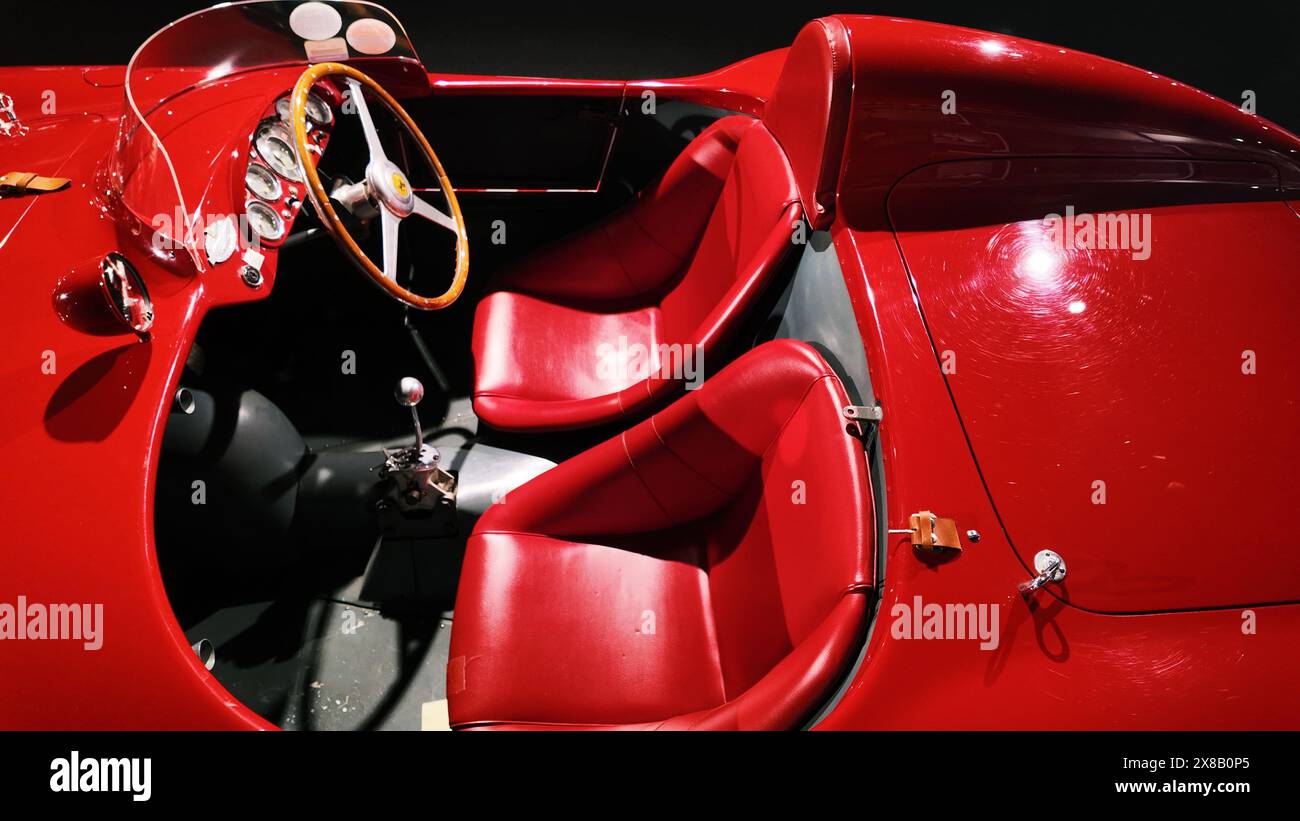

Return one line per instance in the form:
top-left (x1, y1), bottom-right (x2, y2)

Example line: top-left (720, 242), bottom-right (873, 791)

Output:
top-left (763, 17), bottom-right (854, 230)
top-left (476, 19), bottom-right (855, 433)
top-left (656, 16), bottom-right (854, 344)
top-left (657, 121), bottom-right (799, 344)
top-left (491, 16), bottom-right (851, 337)
top-left (628, 339), bottom-right (873, 696)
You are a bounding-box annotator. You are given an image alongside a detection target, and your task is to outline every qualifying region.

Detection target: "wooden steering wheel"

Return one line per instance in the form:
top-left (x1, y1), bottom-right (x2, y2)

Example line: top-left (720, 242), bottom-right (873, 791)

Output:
top-left (290, 63), bottom-right (468, 310)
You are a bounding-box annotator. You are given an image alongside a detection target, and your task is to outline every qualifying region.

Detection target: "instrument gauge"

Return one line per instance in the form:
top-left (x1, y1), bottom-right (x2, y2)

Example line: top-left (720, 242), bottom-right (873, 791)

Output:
top-left (245, 200), bottom-right (285, 242)
top-left (276, 92), bottom-right (334, 127)
top-left (305, 92), bottom-right (334, 125)
top-left (254, 122), bottom-right (301, 181)
top-left (245, 163), bottom-right (282, 201)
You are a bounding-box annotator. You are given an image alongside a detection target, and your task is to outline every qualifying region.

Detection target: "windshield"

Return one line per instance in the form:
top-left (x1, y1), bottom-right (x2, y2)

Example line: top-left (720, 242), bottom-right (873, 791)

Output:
top-left (113, 1), bottom-right (422, 270)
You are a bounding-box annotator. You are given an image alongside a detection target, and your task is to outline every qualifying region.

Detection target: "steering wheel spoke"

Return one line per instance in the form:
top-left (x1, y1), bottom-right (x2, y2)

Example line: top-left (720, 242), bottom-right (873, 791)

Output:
top-left (345, 77), bottom-right (387, 164)
top-left (380, 207), bottom-right (401, 281)
top-left (412, 195), bottom-right (458, 233)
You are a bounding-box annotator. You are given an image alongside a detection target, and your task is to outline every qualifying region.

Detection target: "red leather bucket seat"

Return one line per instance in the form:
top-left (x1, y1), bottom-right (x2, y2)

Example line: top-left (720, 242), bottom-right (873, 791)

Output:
top-left (447, 340), bottom-right (874, 729)
top-left (471, 18), bottom-right (853, 432)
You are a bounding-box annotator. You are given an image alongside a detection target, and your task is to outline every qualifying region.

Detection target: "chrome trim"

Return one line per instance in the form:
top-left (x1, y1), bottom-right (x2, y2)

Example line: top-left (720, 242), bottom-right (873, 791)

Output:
top-left (244, 162), bottom-right (283, 201)
top-left (0, 92), bottom-right (25, 138)
top-left (99, 253), bottom-right (154, 334)
top-left (276, 91), bottom-right (333, 127)
top-left (254, 121), bottom-right (302, 182)
top-left (307, 91), bottom-right (334, 126)
top-left (1019, 549), bottom-right (1068, 594)
top-left (245, 200), bottom-right (285, 242)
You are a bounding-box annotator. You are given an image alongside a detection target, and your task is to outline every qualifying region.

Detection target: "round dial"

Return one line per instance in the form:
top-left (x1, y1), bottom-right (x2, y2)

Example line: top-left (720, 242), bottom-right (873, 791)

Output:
top-left (276, 92), bottom-right (333, 126)
top-left (255, 123), bottom-right (301, 181)
top-left (245, 163), bottom-right (282, 201)
top-left (245, 200), bottom-right (285, 242)
top-left (306, 92), bottom-right (333, 125)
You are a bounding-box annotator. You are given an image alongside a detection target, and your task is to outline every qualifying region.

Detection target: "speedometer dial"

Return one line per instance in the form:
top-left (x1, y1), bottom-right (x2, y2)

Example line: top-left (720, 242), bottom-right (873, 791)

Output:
top-left (276, 92), bottom-right (334, 126)
top-left (255, 122), bottom-right (301, 181)
top-left (245, 201), bottom-right (285, 242)
top-left (245, 163), bottom-right (282, 201)
top-left (306, 92), bottom-right (333, 125)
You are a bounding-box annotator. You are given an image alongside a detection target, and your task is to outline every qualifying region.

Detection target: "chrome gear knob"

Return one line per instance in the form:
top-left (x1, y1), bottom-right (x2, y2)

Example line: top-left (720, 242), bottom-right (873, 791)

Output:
top-left (395, 376), bottom-right (426, 454)
top-left (395, 376), bottom-right (424, 407)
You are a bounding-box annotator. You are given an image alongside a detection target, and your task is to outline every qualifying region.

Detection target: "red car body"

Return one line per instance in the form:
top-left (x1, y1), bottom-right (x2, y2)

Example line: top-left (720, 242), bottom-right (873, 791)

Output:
top-left (2, 7), bottom-right (1298, 729)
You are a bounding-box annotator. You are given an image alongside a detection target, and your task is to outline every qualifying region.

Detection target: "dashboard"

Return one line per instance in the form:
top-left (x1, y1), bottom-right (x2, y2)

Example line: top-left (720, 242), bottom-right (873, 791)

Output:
top-left (241, 80), bottom-right (343, 251)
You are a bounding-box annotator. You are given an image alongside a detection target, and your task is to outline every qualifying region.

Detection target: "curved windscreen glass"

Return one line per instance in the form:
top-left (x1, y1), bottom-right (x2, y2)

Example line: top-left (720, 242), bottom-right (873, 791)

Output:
top-left (113, 1), bottom-right (422, 270)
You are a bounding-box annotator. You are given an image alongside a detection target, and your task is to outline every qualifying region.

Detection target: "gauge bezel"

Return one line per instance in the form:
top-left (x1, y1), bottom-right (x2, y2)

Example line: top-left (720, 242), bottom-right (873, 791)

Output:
top-left (254, 121), bottom-right (302, 182)
top-left (276, 91), bottom-right (334, 127)
top-left (306, 91), bottom-right (334, 126)
top-left (244, 161), bottom-right (283, 202)
top-left (245, 200), bottom-right (286, 243)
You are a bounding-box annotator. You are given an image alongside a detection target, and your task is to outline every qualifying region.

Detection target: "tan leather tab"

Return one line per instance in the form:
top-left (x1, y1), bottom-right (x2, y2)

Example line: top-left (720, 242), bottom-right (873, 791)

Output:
top-left (0, 171), bottom-right (70, 196)
top-left (908, 510), bottom-right (963, 552)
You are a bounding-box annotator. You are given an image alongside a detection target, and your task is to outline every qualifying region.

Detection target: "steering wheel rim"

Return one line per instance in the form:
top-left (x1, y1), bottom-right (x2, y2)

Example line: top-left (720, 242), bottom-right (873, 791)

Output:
top-left (290, 62), bottom-right (469, 311)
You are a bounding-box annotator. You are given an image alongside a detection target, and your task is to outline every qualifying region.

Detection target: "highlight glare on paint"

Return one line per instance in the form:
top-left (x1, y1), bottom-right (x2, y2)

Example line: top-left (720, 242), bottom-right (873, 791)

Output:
top-left (1019, 246), bottom-right (1060, 283)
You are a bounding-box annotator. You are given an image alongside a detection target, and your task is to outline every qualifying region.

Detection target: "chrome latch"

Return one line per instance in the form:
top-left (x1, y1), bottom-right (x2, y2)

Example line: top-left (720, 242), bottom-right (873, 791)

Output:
top-left (843, 404), bottom-right (883, 422)
top-left (0, 92), bottom-right (26, 137)
top-left (843, 404), bottom-right (882, 445)
top-left (1019, 549), bottom-right (1067, 594)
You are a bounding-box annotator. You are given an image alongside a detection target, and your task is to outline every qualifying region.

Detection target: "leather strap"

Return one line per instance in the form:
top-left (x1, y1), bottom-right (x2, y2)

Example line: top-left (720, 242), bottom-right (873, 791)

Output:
top-left (0, 171), bottom-right (70, 196)
top-left (909, 510), bottom-right (963, 552)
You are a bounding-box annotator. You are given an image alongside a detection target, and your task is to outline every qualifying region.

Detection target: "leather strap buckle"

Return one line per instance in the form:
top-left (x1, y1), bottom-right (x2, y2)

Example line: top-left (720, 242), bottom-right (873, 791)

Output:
top-left (890, 510), bottom-right (963, 553)
top-left (0, 171), bottom-right (70, 197)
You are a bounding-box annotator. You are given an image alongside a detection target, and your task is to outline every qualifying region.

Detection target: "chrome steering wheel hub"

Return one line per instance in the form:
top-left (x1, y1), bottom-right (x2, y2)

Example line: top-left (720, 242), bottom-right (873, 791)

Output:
top-left (366, 159), bottom-right (415, 218)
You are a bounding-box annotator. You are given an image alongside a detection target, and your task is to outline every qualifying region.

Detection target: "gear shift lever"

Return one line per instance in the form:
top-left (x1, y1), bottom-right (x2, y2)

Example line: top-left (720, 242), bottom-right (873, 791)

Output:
top-left (395, 376), bottom-right (425, 452)
top-left (378, 377), bottom-right (456, 519)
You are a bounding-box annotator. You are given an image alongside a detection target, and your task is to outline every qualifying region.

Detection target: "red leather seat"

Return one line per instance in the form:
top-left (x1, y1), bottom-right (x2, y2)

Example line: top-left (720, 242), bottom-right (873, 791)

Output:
top-left (448, 340), bottom-right (874, 730)
top-left (471, 18), bottom-right (853, 432)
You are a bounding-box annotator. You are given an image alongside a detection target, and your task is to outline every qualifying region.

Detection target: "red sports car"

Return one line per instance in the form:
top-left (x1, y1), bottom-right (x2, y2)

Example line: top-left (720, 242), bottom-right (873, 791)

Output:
top-left (2, 0), bottom-right (1298, 731)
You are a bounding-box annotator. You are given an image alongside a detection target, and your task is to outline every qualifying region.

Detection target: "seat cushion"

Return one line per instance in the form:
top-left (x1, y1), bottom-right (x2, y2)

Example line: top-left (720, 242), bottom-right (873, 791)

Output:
top-left (472, 291), bottom-right (662, 431)
top-left (448, 532), bottom-right (727, 727)
top-left (450, 340), bottom-right (873, 730)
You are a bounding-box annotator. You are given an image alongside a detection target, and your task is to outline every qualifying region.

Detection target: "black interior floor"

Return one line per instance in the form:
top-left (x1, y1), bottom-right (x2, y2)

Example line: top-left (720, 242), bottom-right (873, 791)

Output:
top-left (161, 392), bottom-right (533, 730)
top-left (184, 597), bottom-right (453, 731)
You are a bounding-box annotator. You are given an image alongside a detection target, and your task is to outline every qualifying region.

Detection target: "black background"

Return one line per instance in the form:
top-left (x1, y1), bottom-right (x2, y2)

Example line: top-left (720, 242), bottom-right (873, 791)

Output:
top-left (3, 1), bottom-right (1299, 132)
top-left (0, 730), bottom-right (1287, 807)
